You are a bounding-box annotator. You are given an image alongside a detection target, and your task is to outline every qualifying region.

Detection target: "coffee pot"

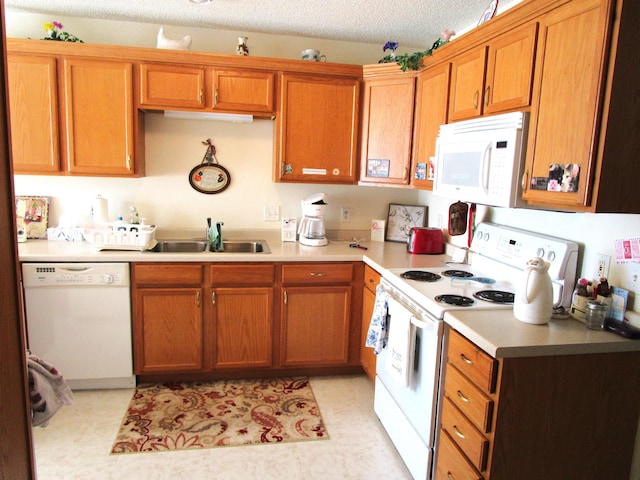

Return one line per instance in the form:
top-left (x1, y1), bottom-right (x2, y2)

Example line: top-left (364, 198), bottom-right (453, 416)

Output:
top-left (298, 193), bottom-right (328, 247)
top-left (514, 257), bottom-right (554, 325)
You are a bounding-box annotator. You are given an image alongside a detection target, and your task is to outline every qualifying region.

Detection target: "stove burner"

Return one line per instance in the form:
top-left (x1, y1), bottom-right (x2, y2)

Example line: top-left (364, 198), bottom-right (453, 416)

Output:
top-left (442, 269), bottom-right (474, 278)
top-left (400, 270), bottom-right (442, 282)
top-left (473, 290), bottom-right (515, 304)
top-left (435, 294), bottom-right (474, 306)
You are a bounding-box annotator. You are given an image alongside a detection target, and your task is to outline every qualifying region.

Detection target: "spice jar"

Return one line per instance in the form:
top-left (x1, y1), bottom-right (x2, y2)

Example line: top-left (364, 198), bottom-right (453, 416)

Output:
top-left (585, 301), bottom-right (607, 330)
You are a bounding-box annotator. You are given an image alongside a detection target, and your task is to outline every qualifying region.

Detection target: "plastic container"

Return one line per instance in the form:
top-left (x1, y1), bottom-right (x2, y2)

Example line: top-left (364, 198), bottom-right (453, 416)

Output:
top-left (585, 301), bottom-right (607, 330)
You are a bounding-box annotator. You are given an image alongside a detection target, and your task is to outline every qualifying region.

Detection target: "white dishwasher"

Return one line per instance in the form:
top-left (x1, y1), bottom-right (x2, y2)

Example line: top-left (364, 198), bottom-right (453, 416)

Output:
top-left (22, 263), bottom-right (135, 390)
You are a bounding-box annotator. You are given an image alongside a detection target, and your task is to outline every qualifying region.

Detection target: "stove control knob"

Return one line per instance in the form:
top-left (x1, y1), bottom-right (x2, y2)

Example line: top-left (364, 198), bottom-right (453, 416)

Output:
top-left (536, 247), bottom-right (545, 258)
top-left (547, 251), bottom-right (556, 262)
top-left (102, 274), bottom-right (115, 285)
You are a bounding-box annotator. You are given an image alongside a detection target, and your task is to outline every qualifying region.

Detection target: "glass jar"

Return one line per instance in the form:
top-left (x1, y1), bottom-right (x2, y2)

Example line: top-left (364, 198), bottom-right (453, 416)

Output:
top-left (585, 301), bottom-right (607, 330)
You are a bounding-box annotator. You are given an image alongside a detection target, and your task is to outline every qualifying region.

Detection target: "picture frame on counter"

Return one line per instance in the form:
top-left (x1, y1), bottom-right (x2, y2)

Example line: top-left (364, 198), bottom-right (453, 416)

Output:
top-left (15, 196), bottom-right (49, 239)
top-left (386, 203), bottom-right (427, 243)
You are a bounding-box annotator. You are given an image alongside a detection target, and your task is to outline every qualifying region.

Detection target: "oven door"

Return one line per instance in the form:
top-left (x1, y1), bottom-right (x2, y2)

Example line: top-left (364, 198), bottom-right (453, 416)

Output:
top-left (374, 287), bottom-right (444, 479)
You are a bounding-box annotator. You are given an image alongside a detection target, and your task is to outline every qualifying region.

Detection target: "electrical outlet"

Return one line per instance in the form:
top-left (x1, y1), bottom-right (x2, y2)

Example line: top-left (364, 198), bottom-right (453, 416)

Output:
top-left (263, 206), bottom-right (280, 222)
top-left (340, 207), bottom-right (351, 223)
top-left (593, 253), bottom-right (611, 280)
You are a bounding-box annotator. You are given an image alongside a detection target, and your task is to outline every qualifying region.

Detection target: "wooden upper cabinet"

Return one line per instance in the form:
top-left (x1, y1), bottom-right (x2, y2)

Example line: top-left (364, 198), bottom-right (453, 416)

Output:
top-left (275, 73), bottom-right (359, 184)
top-left (7, 54), bottom-right (61, 174)
top-left (359, 75), bottom-right (416, 186)
top-left (62, 58), bottom-right (136, 175)
top-left (139, 63), bottom-right (205, 109)
top-left (449, 46), bottom-right (488, 121)
top-left (411, 63), bottom-right (450, 190)
top-left (449, 23), bottom-right (537, 121)
top-left (209, 69), bottom-right (275, 114)
top-left (484, 23), bottom-right (538, 115)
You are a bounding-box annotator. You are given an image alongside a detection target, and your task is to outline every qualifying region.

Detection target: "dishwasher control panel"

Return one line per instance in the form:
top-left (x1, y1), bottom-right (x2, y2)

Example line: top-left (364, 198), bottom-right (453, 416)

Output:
top-left (22, 263), bottom-right (130, 287)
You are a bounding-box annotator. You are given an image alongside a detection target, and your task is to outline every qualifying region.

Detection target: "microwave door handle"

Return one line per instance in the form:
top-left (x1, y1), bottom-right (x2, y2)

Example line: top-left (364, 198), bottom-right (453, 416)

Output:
top-left (481, 142), bottom-right (492, 193)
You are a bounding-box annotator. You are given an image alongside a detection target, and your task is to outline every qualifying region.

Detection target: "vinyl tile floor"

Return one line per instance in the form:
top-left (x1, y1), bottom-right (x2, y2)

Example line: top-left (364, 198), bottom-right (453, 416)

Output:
top-left (33, 375), bottom-right (413, 480)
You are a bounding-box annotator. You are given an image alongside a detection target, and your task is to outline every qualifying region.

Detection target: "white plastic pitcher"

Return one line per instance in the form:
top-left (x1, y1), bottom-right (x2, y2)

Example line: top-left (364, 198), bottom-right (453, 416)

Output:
top-left (513, 257), bottom-right (553, 325)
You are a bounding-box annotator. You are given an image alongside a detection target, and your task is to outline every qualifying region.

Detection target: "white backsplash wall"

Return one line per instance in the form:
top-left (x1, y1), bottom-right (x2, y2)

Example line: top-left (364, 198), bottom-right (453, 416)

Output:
top-left (13, 114), bottom-right (419, 234)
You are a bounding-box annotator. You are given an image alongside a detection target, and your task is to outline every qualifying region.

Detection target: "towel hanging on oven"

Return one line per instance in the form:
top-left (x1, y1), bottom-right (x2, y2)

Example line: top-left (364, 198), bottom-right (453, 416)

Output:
top-left (385, 297), bottom-right (415, 388)
top-left (366, 284), bottom-right (389, 355)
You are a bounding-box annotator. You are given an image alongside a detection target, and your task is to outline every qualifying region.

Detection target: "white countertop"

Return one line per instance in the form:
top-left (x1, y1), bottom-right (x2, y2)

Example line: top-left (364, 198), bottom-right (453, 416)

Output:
top-left (19, 232), bottom-right (639, 358)
top-left (445, 309), bottom-right (640, 358)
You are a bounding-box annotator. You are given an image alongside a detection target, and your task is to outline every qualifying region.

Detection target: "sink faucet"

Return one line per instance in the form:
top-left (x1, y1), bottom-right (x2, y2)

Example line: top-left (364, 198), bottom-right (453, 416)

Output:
top-left (206, 218), bottom-right (224, 252)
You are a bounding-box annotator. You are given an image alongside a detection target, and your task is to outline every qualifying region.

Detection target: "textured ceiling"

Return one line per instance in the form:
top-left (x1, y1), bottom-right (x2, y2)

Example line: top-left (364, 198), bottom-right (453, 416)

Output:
top-left (5, 0), bottom-right (519, 48)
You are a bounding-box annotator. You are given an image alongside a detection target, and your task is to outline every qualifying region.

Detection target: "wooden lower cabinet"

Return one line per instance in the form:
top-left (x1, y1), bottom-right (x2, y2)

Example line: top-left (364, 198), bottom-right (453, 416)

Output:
top-left (360, 265), bottom-right (380, 381)
top-left (134, 287), bottom-right (204, 373)
top-left (132, 261), bottom-right (363, 378)
top-left (435, 328), bottom-right (640, 479)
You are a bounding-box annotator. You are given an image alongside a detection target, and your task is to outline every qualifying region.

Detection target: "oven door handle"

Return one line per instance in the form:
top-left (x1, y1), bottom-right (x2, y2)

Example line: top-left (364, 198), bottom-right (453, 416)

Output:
top-left (410, 315), bottom-right (436, 332)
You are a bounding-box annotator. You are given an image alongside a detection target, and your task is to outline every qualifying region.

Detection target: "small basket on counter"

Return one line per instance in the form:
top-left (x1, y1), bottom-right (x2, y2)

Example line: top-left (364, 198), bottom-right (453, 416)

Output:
top-left (83, 223), bottom-right (157, 251)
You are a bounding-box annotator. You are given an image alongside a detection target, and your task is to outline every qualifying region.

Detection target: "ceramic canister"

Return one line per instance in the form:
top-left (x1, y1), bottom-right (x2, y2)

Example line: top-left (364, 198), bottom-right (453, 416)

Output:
top-left (513, 257), bottom-right (554, 325)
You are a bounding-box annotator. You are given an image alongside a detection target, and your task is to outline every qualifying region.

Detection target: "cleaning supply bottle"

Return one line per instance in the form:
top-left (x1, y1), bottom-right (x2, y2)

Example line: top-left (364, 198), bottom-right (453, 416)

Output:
top-left (129, 206), bottom-right (140, 225)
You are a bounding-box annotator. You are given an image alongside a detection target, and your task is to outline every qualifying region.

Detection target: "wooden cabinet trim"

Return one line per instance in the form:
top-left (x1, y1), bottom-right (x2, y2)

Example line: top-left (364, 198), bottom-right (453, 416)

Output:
top-left (281, 262), bottom-right (354, 284)
top-left (133, 263), bottom-right (204, 286)
top-left (139, 63), bottom-right (205, 109)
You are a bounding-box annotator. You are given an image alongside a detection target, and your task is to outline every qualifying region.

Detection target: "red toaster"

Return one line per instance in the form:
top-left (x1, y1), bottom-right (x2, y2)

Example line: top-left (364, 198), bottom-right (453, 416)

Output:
top-left (407, 227), bottom-right (444, 254)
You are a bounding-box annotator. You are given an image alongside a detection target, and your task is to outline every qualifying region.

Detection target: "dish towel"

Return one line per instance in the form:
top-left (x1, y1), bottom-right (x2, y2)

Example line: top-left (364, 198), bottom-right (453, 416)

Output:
top-left (384, 297), bottom-right (415, 388)
top-left (366, 284), bottom-right (390, 354)
top-left (27, 353), bottom-right (75, 427)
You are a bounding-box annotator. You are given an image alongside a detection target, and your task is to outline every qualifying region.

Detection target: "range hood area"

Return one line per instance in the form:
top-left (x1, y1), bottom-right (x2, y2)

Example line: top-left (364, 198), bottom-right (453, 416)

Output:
top-left (163, 110), bottom-right (254, 123)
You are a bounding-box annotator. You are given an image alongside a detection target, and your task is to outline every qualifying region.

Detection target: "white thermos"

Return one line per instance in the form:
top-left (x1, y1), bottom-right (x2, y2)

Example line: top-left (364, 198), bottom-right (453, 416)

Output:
top-left (513, 257), bottom-right (553, 325)
top-left (91, 195), bottom-right (110, 225)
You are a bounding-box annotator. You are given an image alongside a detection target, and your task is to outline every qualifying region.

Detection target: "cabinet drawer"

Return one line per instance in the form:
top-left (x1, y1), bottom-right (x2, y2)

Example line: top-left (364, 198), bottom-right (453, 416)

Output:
top-left (282, 263), bottom-right (353, 285)
top-left (133, 263), bottom-right (203, 286)
top-left (448, 329), bottom-right (497, 393)
top-left (209, 264), bottom-right (275, 285)
top-left (441, 397), bottom-right (489, 472)
top-left (445, 365), bottom-right (493, 433)
top-left (435, 430), bottom-right (482, 480)
top-left (364, 265), bottom-right (381, 293)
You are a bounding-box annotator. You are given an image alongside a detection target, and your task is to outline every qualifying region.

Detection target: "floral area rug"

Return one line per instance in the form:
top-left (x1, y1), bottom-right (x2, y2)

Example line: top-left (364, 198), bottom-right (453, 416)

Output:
top-left (111, 377), bottom-right (328, 454)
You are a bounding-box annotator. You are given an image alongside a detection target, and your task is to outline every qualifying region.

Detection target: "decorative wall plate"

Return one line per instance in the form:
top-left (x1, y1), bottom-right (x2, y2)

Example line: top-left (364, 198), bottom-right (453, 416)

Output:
top-left (188, 138), bottom-right (231, 194)
top-left (478, 0), bottom-right (499, 26)
top-left (188, 164), bottom-right (230, 194)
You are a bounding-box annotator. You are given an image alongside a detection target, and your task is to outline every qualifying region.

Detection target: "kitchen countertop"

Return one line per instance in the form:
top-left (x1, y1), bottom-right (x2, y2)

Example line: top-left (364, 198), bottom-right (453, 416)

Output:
top-left (18, 231), bottom-right (640, 357)
top-left (445, 309), bottom-right (640, 358)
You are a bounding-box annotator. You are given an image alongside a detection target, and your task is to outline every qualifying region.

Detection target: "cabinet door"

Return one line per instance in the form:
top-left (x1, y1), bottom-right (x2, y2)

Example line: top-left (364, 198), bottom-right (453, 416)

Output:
top-left (360, 265), bottom-right (380, 380)
top-left (448, 46), bottom-right (487, 121)
top-left (62, 58), bottom-right (135, 175)
top-left (359, 76), bottom-right (415, 185)
top-left (7, 54), bottom-right (61, 174)
top-left (211, 287), bottom-right (273, 369)
top-left (411, 64), bottom-right (450, 190)
top-left (139, 63), bottom-right (205, 109)
top-left (523, 0), bottom-right (609, 209)
top-left (275, 74), bottom-right (359, 184)
top-left (280, 286), bottom-right (351, 366)
top-left (484, 23), bottom-right (538, 115)
top-left (134, 288), bottom-right (203, 373)
top-left (210, 69), bottom-right (274, 114)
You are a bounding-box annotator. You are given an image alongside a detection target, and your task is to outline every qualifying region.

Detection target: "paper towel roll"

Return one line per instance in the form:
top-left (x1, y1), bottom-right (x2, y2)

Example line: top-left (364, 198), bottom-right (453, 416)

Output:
top-left (92, 195), bottom-right (109, 224)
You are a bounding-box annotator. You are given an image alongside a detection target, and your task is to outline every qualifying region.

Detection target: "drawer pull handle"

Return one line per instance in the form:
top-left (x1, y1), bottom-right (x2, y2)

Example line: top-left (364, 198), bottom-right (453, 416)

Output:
top-left (460, 353), bottom-right (474, 365)
top-left (447, 473), bottom-right (454, 480)
top-left (310, 272), bottom-right (325, 277)
top-left (453, 425), bottom-right (466, 439)
top-left (456, 390), bottom-right (470, 403)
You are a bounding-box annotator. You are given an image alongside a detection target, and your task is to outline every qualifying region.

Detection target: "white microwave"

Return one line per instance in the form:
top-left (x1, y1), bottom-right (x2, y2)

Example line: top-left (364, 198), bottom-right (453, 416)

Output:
top-left (433, 111), bottom-right (529, 208)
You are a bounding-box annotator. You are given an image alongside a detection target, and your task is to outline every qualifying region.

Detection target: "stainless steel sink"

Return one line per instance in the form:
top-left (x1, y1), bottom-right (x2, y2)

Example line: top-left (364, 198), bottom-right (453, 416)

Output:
top-left (150, 240), bottom-right (208, 253)
top-left (149, 239), bottom-right (270, 254)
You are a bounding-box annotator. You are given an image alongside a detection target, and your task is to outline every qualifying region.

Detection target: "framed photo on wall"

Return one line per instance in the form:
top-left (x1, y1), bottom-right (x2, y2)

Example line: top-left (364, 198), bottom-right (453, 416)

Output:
top-left (385, 203), bottom-right (427, 242)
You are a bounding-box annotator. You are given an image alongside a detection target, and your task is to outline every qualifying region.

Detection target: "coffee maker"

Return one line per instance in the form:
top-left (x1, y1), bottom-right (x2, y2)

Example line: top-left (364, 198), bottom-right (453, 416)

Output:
top-left (298, 193), bottom-right (328, 247)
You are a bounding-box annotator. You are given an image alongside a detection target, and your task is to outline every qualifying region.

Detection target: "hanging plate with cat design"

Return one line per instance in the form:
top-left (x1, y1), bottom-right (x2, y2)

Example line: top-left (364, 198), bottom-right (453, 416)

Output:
top-left (188, 139), bottom-right (231, 194)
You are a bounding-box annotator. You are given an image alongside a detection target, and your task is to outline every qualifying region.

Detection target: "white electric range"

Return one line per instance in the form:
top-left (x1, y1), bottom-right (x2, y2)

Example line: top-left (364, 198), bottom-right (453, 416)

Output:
top-left (373, 222), bottom-right (579, 480)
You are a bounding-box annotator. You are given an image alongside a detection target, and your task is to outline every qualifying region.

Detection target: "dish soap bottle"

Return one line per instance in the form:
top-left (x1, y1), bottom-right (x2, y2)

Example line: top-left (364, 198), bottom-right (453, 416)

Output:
top-left (129, 206), bottom-right (140, 225)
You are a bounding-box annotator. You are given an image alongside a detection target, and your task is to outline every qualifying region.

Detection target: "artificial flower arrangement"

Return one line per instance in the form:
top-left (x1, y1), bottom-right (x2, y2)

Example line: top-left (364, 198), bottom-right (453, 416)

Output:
top-left (42, 21), bottom-right (84, 43)
top-left (379, 29), bottom-right (455, 72)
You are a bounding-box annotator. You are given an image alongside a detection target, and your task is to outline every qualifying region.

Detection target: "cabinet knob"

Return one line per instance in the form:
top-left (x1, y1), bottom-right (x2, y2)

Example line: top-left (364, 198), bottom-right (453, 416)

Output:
top-left (484, 85), bottom-right (491, 106)
top-left (310, 272), bottom-right (325, 277)
top-left (521, 170), bottom-right (529, 193)
top-left (460, 353), bottom-right (474, 365)
top-left (211, 291), bottom-right (216, 305)
top-left (456, 390), bottom-right (471, 403)
top-left (453, 425), bottom-right (466, 439)
top-left (473, 90), bottom-right (479, 110)
top-left (196, 291), bottom-right (201, 307)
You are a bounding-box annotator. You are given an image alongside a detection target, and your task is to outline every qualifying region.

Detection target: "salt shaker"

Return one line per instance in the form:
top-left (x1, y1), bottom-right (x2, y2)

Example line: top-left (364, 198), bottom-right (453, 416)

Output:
top-left (585, 300), bottom-right (607, 330)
